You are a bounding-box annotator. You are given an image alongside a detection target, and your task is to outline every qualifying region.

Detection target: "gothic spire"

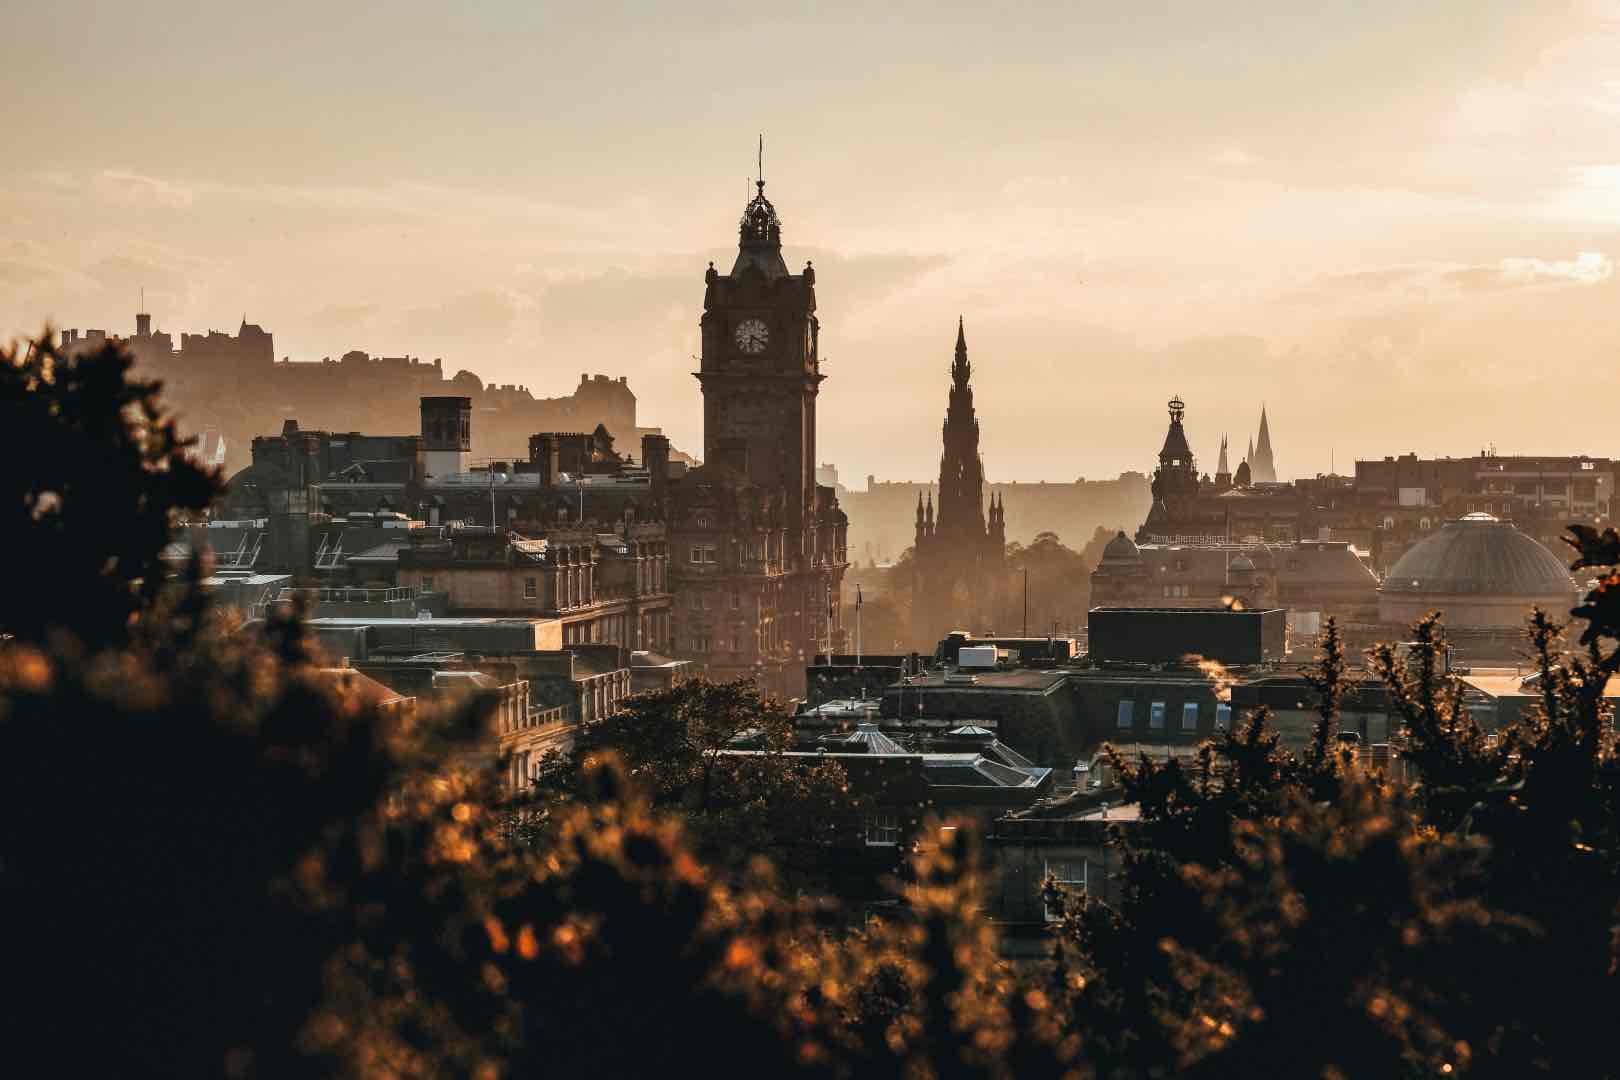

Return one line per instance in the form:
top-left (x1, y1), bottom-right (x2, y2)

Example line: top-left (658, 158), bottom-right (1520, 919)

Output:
top-left (951, 315), bottom-right (970, 389)
top-left (1216, 433), bottom-right (1230, 477)
top-left (935, 318), bottom-right (988, 539)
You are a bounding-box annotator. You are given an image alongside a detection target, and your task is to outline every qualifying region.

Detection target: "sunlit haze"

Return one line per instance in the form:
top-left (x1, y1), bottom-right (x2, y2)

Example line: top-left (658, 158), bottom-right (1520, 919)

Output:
top-left (7, 1), bottom-right (1620, 480)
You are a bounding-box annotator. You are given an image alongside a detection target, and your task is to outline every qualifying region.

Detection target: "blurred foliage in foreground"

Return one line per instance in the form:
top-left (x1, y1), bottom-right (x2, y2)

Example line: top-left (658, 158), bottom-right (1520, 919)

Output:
top-left (3, 334), bottom-right (1619, 1078)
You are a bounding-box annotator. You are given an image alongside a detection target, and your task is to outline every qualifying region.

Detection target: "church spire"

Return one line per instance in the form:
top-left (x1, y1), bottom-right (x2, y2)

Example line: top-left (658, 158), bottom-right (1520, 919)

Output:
top-left (1251, 404), bottom-right (1277, 483)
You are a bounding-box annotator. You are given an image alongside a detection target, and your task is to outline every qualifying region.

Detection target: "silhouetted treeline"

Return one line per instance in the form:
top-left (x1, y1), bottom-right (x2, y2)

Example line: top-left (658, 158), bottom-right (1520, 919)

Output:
top-left (3, 333), bottom-right (1619, 1078)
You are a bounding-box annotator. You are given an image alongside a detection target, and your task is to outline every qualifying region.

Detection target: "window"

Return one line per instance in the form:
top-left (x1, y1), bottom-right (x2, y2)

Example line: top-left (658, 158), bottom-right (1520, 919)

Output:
top-left (420, 576), bottom-right (434, 593)
top-left (1182, 702), bottom-right (1199, 731)
top-left (690, 593), bottom-right (702, 610)
top-left (1043, 858), bottom-right (1089, 921)
top-left (865, 813), bottom-right (900, 846)
top-left (524, 577), bottom-right (537, 599)
top-left (1216, 703), bottom-right (1232, 729)
top-left (1116, 700), bottom-right (1134, 729)
top-left (730, 592), bottom-right (741, 610)
top-left (690, 546), bottom-right (703, 564)
top-left (1150, 701), bottom-right (1166, 730)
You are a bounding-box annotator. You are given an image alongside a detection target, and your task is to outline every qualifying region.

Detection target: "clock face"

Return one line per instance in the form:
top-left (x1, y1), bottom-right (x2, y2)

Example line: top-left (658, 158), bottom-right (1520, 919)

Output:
top-left (733, 318), bottom-right (769, 354)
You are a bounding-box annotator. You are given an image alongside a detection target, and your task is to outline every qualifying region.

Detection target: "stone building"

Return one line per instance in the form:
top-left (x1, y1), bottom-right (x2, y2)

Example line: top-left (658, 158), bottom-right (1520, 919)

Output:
top-left (1104, 397), bottom-right (1381, 638)
top-left (58, 311), bottom-right (671, 473)
top-left (1091, 531), bottom-right (1381, 634)
top-left (1353, 452), bottom-right (1616, 570)
top-left (1377, 512), bottom-right (1580, 662)
top-left (1137, 397), bottom-right (1307, 545)
top-left (668, 175), bottom-right (849, 697)
top-left (394, 522), bottom-right (671, 650)
top-left (910, 319), bottom-right (1008, 646)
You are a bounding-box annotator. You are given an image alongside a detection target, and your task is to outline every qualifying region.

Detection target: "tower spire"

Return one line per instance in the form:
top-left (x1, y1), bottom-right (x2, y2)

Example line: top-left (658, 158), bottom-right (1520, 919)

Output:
top-left (1251, 404), bottom-right (1277, 483)
top-left (951, 316), bottom-right (970, 389)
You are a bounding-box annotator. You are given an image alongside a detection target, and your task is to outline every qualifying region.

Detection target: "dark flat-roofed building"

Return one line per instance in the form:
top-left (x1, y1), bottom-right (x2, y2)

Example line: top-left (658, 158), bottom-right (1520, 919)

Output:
top-left (1088, 605), bottom-right (1287, 666)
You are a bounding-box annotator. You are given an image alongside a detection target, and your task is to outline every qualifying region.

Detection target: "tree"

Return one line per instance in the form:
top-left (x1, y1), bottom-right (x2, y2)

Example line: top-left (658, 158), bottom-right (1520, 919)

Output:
top-left (1001, 530), bottom-right (1098, 635)
top-left (0, 334), bottom-right (220, 648)
top-left (535, 678), bottom-right (863, 891)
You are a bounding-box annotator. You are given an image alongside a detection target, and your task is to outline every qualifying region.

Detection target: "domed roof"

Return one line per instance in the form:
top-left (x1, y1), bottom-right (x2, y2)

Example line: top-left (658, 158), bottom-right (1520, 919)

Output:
top-left (1382, 515), bottom-right (1574, 597)
top-left (1229, 553), bottom-right (1256, 573)
top-left (1101, 530), bottom-right (1141, 563)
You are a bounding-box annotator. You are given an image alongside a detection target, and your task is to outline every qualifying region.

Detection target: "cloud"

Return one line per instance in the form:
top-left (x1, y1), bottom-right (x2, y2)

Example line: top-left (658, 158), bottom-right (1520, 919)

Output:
top-left (1498, 251), bottom-right (1612, 286)
top-left (91, 170), bottom-right (194, 209)
top-left (1282, 252), bottom-right (1614, 308)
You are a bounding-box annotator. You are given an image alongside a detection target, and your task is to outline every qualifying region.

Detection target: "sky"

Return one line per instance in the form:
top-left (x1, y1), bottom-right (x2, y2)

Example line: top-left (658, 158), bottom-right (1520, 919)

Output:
top-left (5, 1), bottom-right (1620, 483)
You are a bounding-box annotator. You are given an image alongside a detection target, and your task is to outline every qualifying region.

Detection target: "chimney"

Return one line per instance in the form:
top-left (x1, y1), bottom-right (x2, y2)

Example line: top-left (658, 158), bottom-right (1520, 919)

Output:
top-left (642, 433), bottom-right (670, 515)
top-left (528, 434), bottom-right (559, 487)
top-left (557, 433), bottom-right (591, 476)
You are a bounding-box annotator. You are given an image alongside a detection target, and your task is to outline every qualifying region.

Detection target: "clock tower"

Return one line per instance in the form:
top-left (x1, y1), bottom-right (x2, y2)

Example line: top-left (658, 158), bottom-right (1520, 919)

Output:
top-left (670, 170), bottom-right (848, 697)
top-left (697, 177), bottom-right (822, 533)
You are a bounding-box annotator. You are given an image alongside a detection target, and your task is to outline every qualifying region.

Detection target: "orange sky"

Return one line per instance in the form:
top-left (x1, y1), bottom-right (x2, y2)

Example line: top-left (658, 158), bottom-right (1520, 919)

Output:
top-left (5, 1), bottom-right (1620, 481)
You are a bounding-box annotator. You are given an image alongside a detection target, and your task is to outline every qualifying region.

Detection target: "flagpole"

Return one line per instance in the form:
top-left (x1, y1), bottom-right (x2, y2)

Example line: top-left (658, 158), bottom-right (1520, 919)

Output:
top-left (856, 585), bottom-right (863, 670)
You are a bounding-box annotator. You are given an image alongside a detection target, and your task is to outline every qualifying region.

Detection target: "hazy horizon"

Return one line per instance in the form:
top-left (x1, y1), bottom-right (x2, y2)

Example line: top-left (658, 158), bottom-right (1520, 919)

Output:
top-left (7, 1), bottom-right (1620, 482)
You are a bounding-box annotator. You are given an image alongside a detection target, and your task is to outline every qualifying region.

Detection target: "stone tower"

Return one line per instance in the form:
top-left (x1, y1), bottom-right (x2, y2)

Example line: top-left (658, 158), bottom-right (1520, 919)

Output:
top-left (936, 317), bottom-right (987, 541)
top-left (695, 176), bottom-right (821, 533)
top-left (669, 165), bottom-right (848, 697)
top-left (911, 319), bottom-right (1007, 646)
top-left (1137, 396), bottom-right (1200, 543)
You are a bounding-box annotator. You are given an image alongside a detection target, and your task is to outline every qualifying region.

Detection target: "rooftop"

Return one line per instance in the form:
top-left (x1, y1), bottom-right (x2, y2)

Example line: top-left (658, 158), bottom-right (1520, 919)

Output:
top-left (899, 669), bottom-right (1069, 692)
